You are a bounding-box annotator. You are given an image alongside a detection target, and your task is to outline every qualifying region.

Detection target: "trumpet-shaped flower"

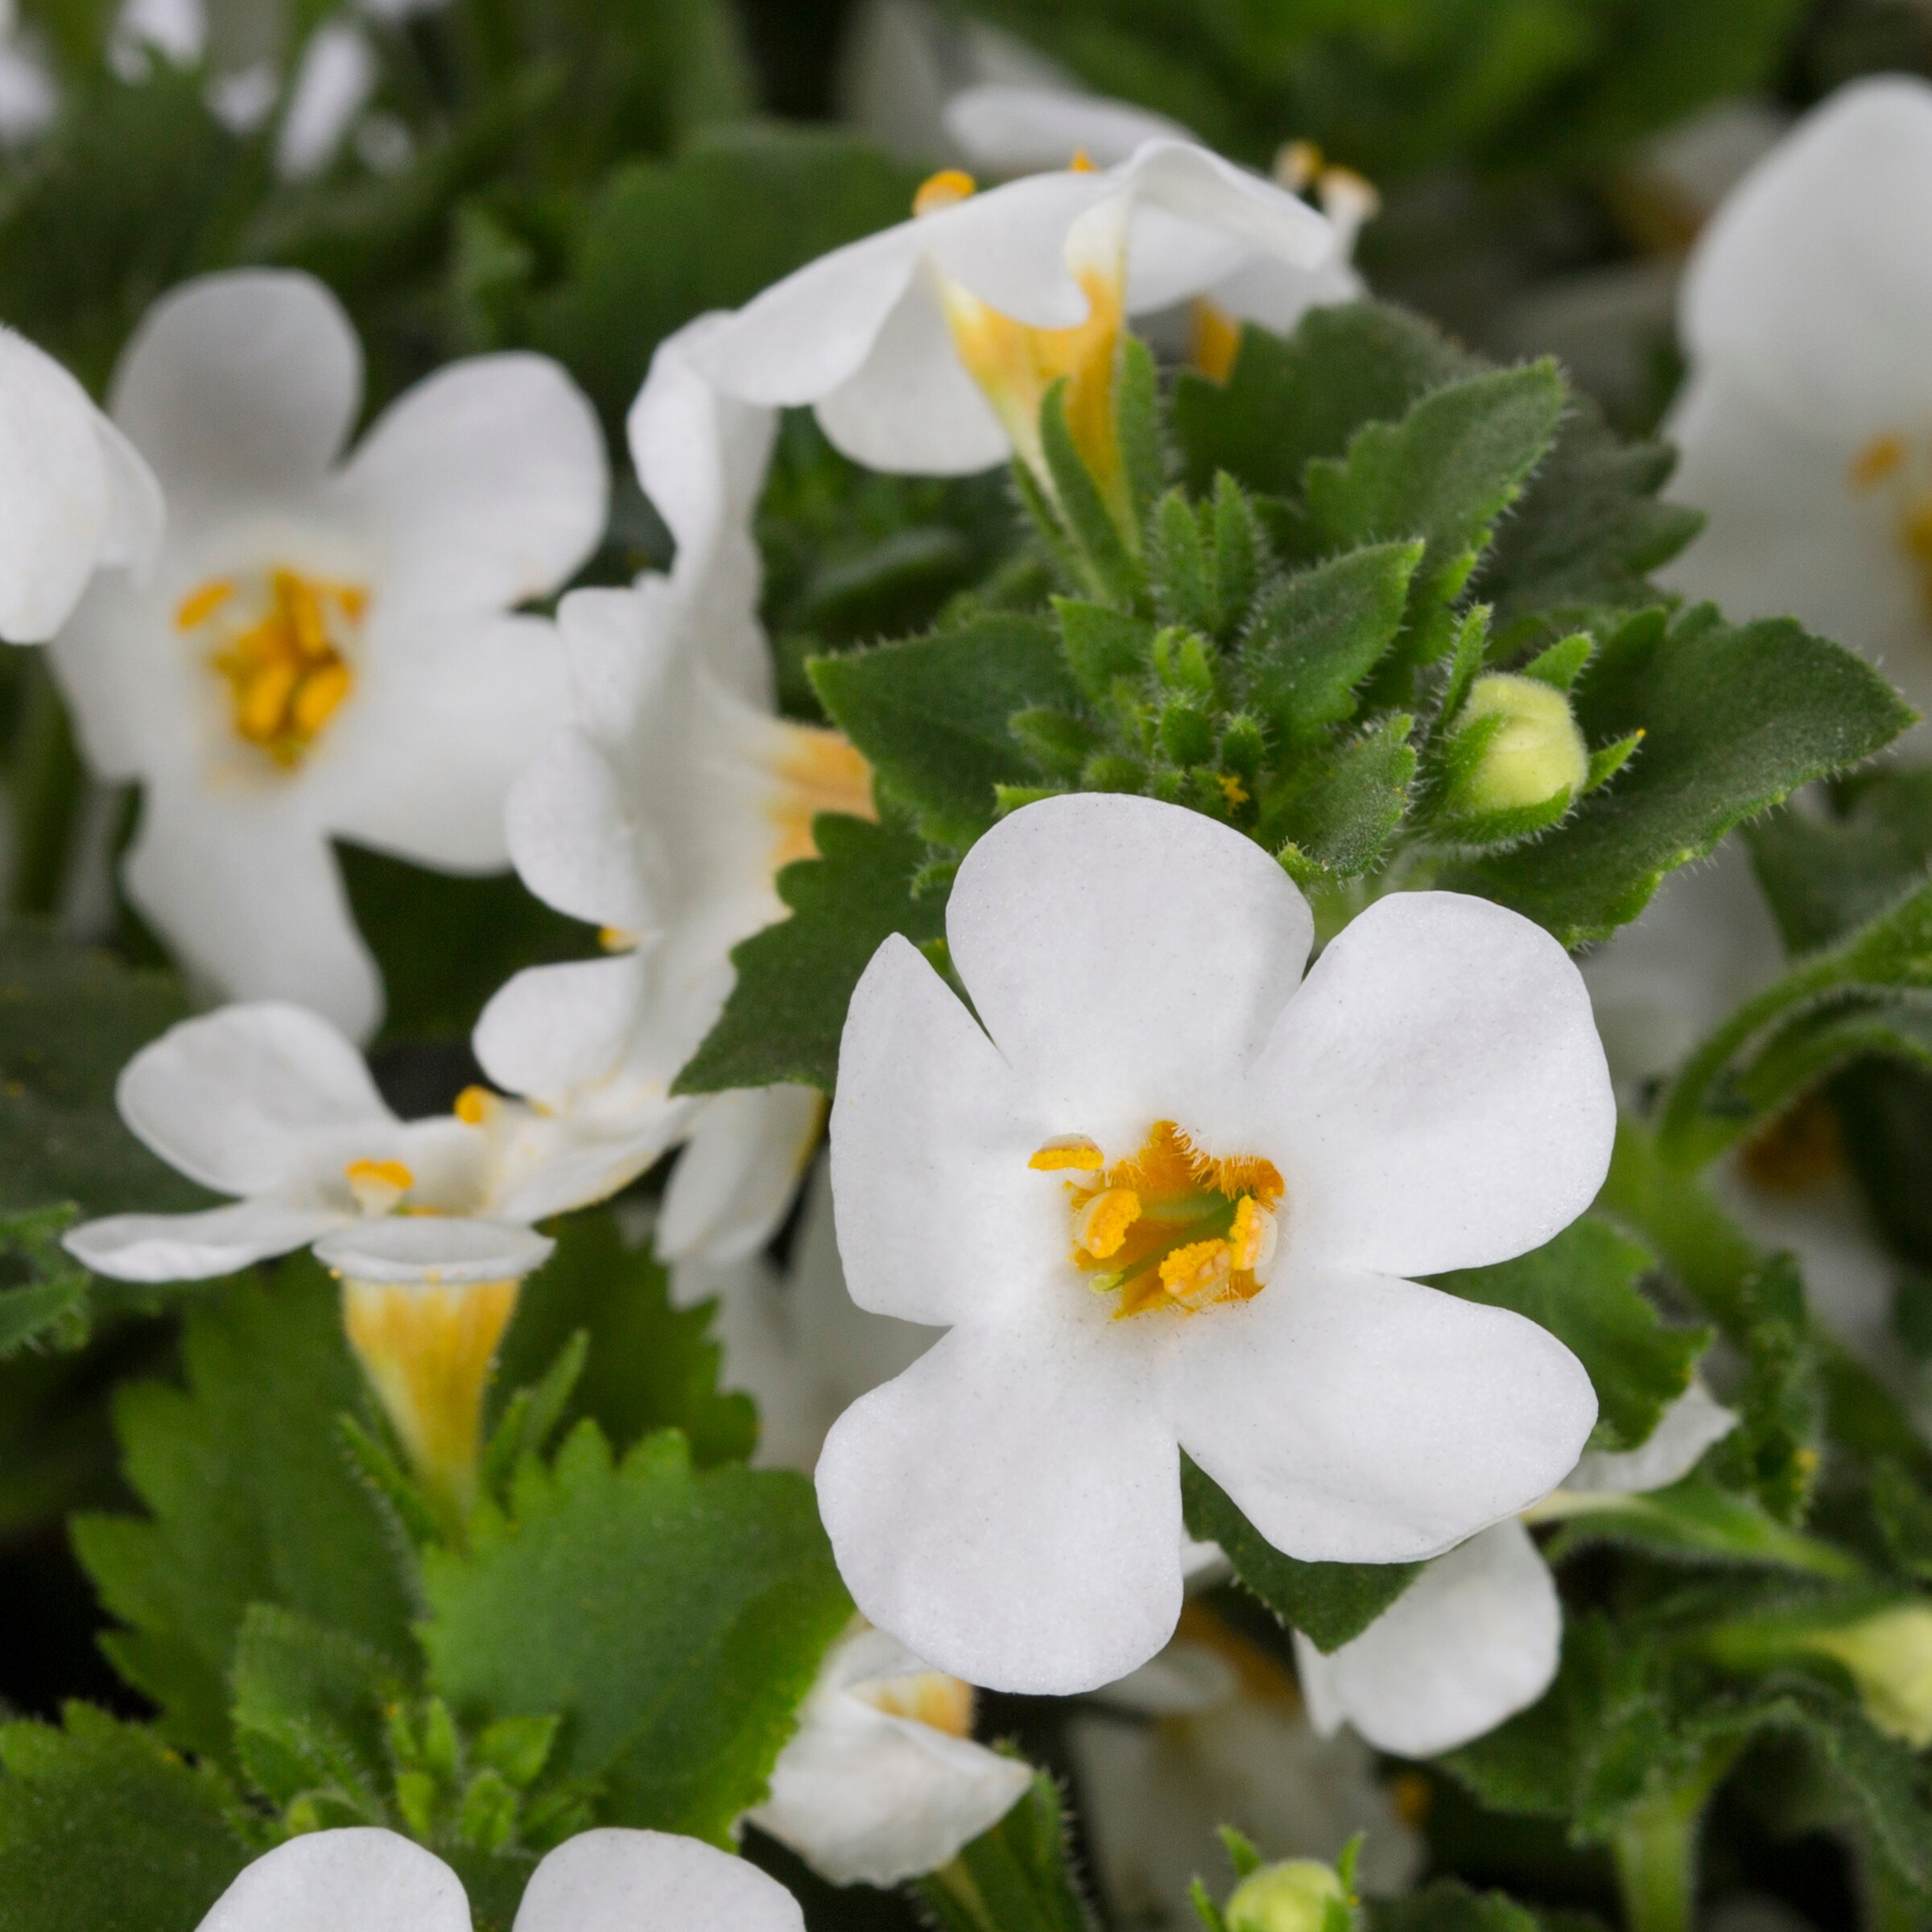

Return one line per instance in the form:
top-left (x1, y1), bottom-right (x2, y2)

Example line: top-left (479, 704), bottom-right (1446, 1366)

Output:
top-left (195, 1825), bottom-right (801, 1932)
top-left (48, 269), bottom-right (608, 1041)
top-left (819, 791), bottom-right (1613, 1695)
top-left (475, 317), bottom-right (869, 1256)
top-left (748, 1621), bottom-right (1031, 1886)
top-left (1294, 1383), bottom-right (1736, 1757)
top-left (1660, 76), bottom-right (1932, 729)
top-left (0, 328), bottom-right (161, 643)
top-left (685, 136), bottom-right (1336, 495)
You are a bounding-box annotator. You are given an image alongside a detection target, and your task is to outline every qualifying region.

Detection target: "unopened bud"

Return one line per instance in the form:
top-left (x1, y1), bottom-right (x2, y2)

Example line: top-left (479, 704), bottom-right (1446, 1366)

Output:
top-left (1224, 1860), bottom-right (1351, 1932)
top-left (1805, 1604), bottom-right (1932, 1748)
top-left (1446, 673), bottom-right (1589, 820)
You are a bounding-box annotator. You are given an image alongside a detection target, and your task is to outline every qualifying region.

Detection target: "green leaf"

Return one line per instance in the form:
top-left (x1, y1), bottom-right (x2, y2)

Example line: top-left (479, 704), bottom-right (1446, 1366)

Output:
top-left (0, 1205), bottom-right (91, 1355)
top-left (420, 1422), bottom-right (851, 1844)
top-left (1366, 1880), bottom-right (1543, 1932)
top-left (811, 615), bottom-right (1077, 846)
top-left (490, 1210), bottom-right (755, 1468)
top-left (673, 811), bottom-right (943, 1096)
top-left (0, 919), bottom-right (205, 1218)
top-left (72, 1257), bottom-right (417, 1763)
top-left (1537, 1480), bottom-right (1864, 1581)
top-left (1703, 1254), bottom-right (1823, 1526)
top-left (916, 1769), bottom-right (1089, 1932)
top-left (1269, 716), bottom-right (1416, 883)
top-left (1748, 770), bottom-right (1932, 955)
top-left (1039, 378), bottom-right (1143, 607)
top-left (1181, 1455), bottom-right (1418, 1653)
top-left (1456, 605), bottom-right (1915, 945)
top-left (0, 1706), bottom-right (250, 1932)
top-left (1429, 1216), bottom-right (1705, 1453)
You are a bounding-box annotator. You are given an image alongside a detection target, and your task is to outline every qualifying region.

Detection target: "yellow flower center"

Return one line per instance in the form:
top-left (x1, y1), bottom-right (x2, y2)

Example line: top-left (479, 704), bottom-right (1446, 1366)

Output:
top-left (1847, 432), bottom-right (1932, 622)
top-left (769, 724), bottom-right (877, 872)
top-left (345, 1157), bottom-right (414, 1216)
top-left (1030, 1120), bottom-right (1283, 1319)
top-left (178, 566), bottom-right (365, 769)
top-left (857, 1670), bottom-right (976, 1738)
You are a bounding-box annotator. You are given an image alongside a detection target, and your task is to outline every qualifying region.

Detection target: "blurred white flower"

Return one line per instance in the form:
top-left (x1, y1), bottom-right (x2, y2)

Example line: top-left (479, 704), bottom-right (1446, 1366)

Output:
top-left (1294, 1383), bottom-right (1736, 1758)
top-left (48, 270), bottom-right (606, 1041)
top-left (1070, 1607), bottom-right (1422, 1930)
top-left (475, 316), bottom-right (869, 1259)
top-left (1660, 76), bottom-right (1932, 730)
top-left (749, 1622), bottom-right (1031, 1886)
top-left (196, 1825), bottom-right (802, 1932)
top-left (0, 328), bottom-right (161, 643)
top-left (275, 19), bottom-right (378, 181)
top-left (0, 0), bottom-right (55, 143)
top-left (818, 789), bottom-right (1612, 1695)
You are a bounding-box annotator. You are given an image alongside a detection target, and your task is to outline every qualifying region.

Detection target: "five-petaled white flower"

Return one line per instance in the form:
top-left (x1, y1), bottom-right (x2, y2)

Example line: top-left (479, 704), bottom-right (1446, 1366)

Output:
top-left (48, 267), bottom-right (608, 1042)
top-left (684, 135), bottom-right (1337, 510)
top-left (474, 316), bottom-right (869, 1261)
top-left (748, 1621), bottom-right (1031, 1886)
top-left (1294, 1382), bottom-right (1736, 1758)
top-left (1661, 75), bottom-right (1932, 731)
top-left (0, 326), bottom-right (161, 644)
top-left (819, 791), bottom-right (1615, 1695)
top-left (194, 1826), bottom-right (800, 1932)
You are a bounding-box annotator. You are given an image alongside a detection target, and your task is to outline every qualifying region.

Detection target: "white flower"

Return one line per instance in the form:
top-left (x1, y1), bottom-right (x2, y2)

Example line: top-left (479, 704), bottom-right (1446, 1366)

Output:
top-left (1069, 1608), bottom-right (1421, 1931)
top-left (195, 1825), bottom-right (802, 1932)
top-left (0, 0), bottom-right (55, 144)
top-left (1659, 76), bottom-right (1932, 729)
top-left (748, 1622), bottom-right (1031, 1887)
top-left (47, 269), bottom-right (607, 1042)
top-left (1294, 1383), bottom-right (1736, 1758)
top-left (0, 328), bottom-right (161, 644)
top-left (818, 790), bottom-right (1613, 1695)
top-left (474, 317), bottom-right (869, 1257)
top-left (275, 19), bottom-right (378, 181)
top-left (684, 137), bottom-right (1337, 491)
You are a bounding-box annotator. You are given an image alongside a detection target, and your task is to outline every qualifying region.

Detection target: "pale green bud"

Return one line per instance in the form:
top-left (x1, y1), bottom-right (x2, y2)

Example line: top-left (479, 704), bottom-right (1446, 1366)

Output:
top-left (1447, 673), bottom-right (1589, 816)
top-left (1805, 1604), bottom-right (1932, 1748)
top-left (1224, 1859), bottom-right (1350, 1932)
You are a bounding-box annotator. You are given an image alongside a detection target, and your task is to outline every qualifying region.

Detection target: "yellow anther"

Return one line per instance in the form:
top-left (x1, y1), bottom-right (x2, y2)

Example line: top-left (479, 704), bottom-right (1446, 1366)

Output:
top-left (346, 1157), bottom-right (414, 1216)
top-left (1217, 772), bottom-right (1249, 808)
top-left (597, 926), bottom-right (638, 953)
top-left (1075, 1187), bottom-right (1141, 1261)
top-left (1160, 1237), bottom-right (1232, 1302)
top-left (238, 658), bottom-right (299, 742)
top-left (1030, 1134), bottom-right (1105, 1173)
top-left (175, 578), bottom-right (237, 630)
top-left (453, 1085), bottom-right (494, 1127)
top-left (275, 569), bottom-right (331, 658)
top-left (1228, 1195), bottom-right (1277, 1274)
top-left (914, 168), bottom-right (976, 217)
top-left (1188, 298), bottom-right (1242, 386)
top-left (291, 662), bottom-right (352, 737)
top-left (1851, 433), bottom-right (1908, 491)
top-left (1069, 147), bottom-right (1096, 172)
top-left (1318, 163), bottom-right (1381, 224)
top-left (1274, 139), bottom-right (1322, 192)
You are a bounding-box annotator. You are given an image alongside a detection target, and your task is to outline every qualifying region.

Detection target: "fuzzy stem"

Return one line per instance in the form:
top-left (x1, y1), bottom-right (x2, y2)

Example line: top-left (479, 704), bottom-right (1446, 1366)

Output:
top-left (1609, 1747), bottom-right (1738, 1932)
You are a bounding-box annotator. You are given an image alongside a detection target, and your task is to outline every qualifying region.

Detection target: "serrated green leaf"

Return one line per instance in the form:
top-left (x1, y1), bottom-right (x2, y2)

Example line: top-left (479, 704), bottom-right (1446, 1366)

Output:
top-left (1181, 1455), bottom-right (1418, 1653)
top-left (0, 1706), bottom-right (250, 1932)
top-left (673, 811), bottom-right (943, 1096)
top-left (1456, 605), bottom-right (1915, 945)
top-left (1268, 716), bottom-right (1415, 881)
top-left (1430, 1216), bottom-right (1704, 1453)
top-left (420, 1422), bottom-right (850, 1844)
top-left (1055, 597), bottom-right (1154, 699)
top-left (1366, 1881), bottom-right (1543, 1932)
top-left (72, 1258), bottom-right (416, 1764)
top-left (811, 615), bottom-right (1077, 846)
top-left (0, 1205), bottom-right (90, 1355)
top-left (1537, 1479), bottom-right (1864, 1580)
top-left (1705, 1254), bottom-right (1823, 1526)
top-left (917, 1767), bottom-right (1088, 1932)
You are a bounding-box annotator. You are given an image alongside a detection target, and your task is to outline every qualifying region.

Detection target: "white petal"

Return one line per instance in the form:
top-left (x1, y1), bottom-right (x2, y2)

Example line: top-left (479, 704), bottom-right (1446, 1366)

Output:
top-left (830, 935), bottom-right (1049, 1327)
top-left (110, 270), bottom-right (361, 506)
top-left (0, 43), bottom-right (56, 143)
top-left (307, 610), bottom-right (571, 872)
top-left (91, 412), bottom-right (166, 576)
top-left (1117, 142), bottom-right (1337, 280)
top-left (314, 1214), bottom-right (553, 1284)
top-left (815, 1318), bottom-right (1183, 1694)
top-left (504, 720), bottom-right (650, 931)
top-left (1565, 1381), bottom-right (1736, 1494)
top-left (44, 572), bottom-right (193, 784)
top-left (1170, 1267), bottom-right (1597, 1563)
top-left (1208, 250), bottom-right (1364, 336)
top-left (918, 168), bottom-right (1117, 324)
top-left (473, 954), bottom-right (650, 1109)
top-left (1092, 1636), bottom-right (1239, 1718)
top-left (1248, 891), bottom-right (1613, 1278)
top-left (944, 793), bottom-right (1312, 1150)
top-left (514, 1829), bottom-right (802, 1932)
top-left (196, 1829), bottom-right (468, 1932)
top-left (115, 1000), bottom-right (392, 1197)
top-left (65, 1198), bottom-right (350, 1282)
top-left (658, 1085), bottom-right (824, 1265)
top-left (331, 353), bottom-right (607, 614)
top-left (750, 1691), bottom-right (1031, 1887)
top-left (1293, 1520), bottom-right (1561, 1757)
top-left (943, 83), bottom-right (1194, 175)
top-left (275, 21), bottom-right (375, 182)
top-left (814, 266), bottom-right (1012, 476)
top-left (122, 791), bottom-right (384, 1043)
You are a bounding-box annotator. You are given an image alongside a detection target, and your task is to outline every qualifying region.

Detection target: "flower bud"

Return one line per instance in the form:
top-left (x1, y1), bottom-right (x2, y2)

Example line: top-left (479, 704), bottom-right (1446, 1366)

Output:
top-left (1804, 1604), bottom-right (1932, 1748)
top-left (1224, 1859), bottom-right (1351, 1932)
top-left (1443, 673), bottom-right (1589, 823)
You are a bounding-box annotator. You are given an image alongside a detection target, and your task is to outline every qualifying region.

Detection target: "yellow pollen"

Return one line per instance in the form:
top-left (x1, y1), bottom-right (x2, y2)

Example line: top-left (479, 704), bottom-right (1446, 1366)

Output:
top-left (1216, 771), bottom-right (1249, 808)
top-left (453, 1085), bottom-right (493, 1127)
top-left (346, 1157), bottom-right (414, 1216)
top-left (1851, 433), bottom-right (1908, 491)
top-left (770, 724), bottom-right (877, 873)
top-left (1069, 148), bottom-right (1096, 172)
top-left (184, 564), bottom-right (366, 769)
top-left (1228, 1195), bottom-right (1274, 1272)
top-left (1275, 139), bottom-right (1322, 192)
top-left (914, 168), bottom-right (976, 217)
top-left (1160, 1237), bottom-right (1232, 1301)
top-left (1030, 1134), bottom-right (1105, 1172)
top-left (861, 1671), bottom-right (975, 1738)
top-left (1076, 1187), bottom-right (1141, 1261)
top-left (598, 926), bottom-right (638, 953)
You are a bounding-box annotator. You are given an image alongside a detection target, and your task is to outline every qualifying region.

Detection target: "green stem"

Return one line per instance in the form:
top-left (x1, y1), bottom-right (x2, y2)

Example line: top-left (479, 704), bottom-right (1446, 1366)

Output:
top-left (1608, 1747), bottom-right (1739, 1932)
top-left (9, 658), bottom-right (82, 917)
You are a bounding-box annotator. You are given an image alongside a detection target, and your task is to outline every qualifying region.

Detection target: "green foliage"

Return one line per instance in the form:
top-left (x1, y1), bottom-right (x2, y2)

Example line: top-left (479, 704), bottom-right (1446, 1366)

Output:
top-left (0, 1204), bottom-right (92, 1354)
top-left (419, 1422), bottom-right (852, 1845)
top-left (1365, 1883), bottom-right (1543, 1932)
top-left (917, 1769), bottom-right (1093, 1932)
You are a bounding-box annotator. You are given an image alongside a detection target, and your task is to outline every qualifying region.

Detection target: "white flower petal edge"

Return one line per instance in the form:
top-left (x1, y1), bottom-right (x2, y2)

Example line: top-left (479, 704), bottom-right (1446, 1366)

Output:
top-left (0, 328), bottom-right (162, 643)
top-left (195, 1828), bottom-right (469, 1932)
top-left (1294, 1520), bottom-right (1563, 1760)
top-left (1564, 1381), bottom-right (1738, 1494)
top-left (821, 792), bottom-right (1608, 1691)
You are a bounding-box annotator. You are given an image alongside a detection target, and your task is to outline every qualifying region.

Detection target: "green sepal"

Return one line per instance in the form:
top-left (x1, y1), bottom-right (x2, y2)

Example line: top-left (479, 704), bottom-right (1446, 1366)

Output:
top-left (1263, 716), bottom-right (1415, 882)
top-left (915, 1766), bottom-right (1090, 1932)
top-left (1041, 376), bottom-right (1143, 608)
top-left (1117, 334), bottom-right (1165, 524)
top-left (480, 1331), bottom-right (589, 1506)
top-left (1055, 596), bottom-right (1154, 700)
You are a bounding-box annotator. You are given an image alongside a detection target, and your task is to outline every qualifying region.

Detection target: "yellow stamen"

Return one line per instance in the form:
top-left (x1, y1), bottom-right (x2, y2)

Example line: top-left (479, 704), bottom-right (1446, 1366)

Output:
top-left (1069, 148), bottom-right (1096, 173)
top-left (598, 926), bottom-right (638, 953)
top-left (1228, 1195), bottom-right (1276, 1273)
top-left (1160, 1237), bottom-right (1232, 1302)
top-left (861, 1670), bottom-right (975, 1738)
top-left (1274, 139), bottom-right (1322, 192)
top-left (175, 578), bottom-right (236, 629)
top-left (1216, 771), bottom-right (1249, 808)
top-left (1188, 299), bottom-right (1243, 386)
top-left (291, 662), bottom-right (352, 737)
top-left (453, 1085), bottom-right (494, 1127)
top-left (1851, 433), bottom-right (1908, 491)
top-left (346, 1157), bottom-right (414, 1216)
top-left (1075, 1187), bottom-right (1141, 1261)
top-left (770, 724), bottom-right (877, 872)
top-left (913, 168), bottom-right (976, 217)
top-left (1029, 1134), bottom-right (1105, 1172)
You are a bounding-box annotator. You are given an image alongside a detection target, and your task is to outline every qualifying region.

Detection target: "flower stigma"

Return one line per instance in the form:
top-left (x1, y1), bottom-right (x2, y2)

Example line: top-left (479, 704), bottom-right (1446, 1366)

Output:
top-left (1030, 1121), bottom-right (1282, 1319)
top-left (178, 566), bottom-right (365, 768)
